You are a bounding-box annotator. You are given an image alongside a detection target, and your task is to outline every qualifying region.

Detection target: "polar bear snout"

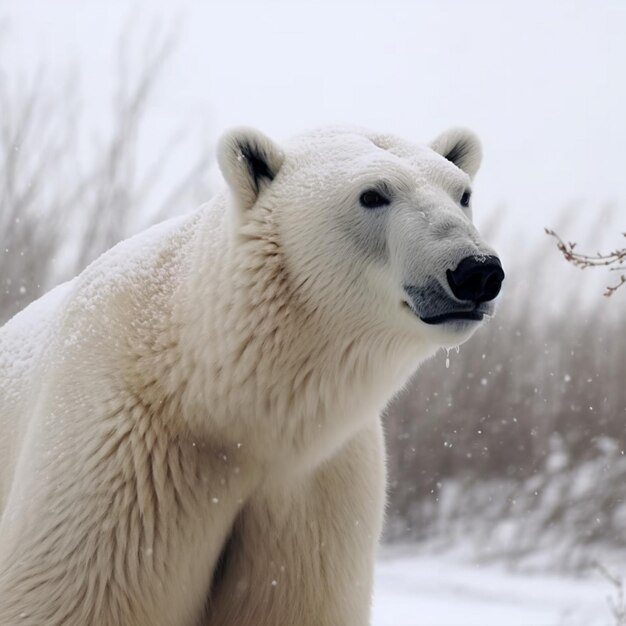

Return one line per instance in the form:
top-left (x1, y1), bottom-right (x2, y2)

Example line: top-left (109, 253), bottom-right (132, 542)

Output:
top-left (403, 254), bottom-right (504, 327)
top-left (446, 255), bottom-right (504, 304)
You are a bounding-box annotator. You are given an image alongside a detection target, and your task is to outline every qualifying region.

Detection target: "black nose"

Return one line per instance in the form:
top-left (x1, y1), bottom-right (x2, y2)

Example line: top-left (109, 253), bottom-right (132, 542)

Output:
top-left (446, 255), bottom-right (504, 303)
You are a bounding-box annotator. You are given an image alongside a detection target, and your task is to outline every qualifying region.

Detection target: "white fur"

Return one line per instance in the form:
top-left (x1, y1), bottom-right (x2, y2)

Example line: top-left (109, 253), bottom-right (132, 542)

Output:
top-left (0, 125), bottom-right (499, 625)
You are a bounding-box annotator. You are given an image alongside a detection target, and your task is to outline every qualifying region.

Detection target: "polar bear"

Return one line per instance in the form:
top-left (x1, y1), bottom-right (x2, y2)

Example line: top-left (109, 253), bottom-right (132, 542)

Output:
top-left (0, 125), bottom-right (503, 625)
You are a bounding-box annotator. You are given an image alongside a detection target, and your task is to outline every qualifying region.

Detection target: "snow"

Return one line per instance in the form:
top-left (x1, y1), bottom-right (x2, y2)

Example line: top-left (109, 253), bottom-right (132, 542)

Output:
top-left (0, 279), bottom-right (75, 388)
top-left (373, 549), bottom-right (612, 626)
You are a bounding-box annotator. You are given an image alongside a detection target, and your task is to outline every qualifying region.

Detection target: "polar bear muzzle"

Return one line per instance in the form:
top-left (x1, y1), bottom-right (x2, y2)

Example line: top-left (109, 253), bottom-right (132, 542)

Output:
top-left (403, 255), bottom-right (504, 326)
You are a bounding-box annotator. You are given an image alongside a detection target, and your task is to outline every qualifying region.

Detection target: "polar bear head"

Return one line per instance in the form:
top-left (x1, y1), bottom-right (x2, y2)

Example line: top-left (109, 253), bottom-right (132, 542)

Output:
top-left (218, 126), bottom-right (504, 352)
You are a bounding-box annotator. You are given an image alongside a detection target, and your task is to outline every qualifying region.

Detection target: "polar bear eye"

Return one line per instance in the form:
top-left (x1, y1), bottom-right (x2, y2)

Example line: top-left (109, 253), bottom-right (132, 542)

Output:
top-left (460, 190), bottom-right (471, 207)
top-left (360, 189), bottom-right (390, 209)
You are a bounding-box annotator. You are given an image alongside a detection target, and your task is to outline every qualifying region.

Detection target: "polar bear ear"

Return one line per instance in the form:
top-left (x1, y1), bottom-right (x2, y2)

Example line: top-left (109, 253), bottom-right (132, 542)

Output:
top-left (430, 128), bottom-right (482, 180)
top-left (217, 127), bottom-right (285, 210)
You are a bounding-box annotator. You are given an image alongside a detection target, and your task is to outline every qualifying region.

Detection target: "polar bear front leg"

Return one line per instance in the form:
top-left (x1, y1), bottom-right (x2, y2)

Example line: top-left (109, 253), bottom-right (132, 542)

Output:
top-left (205, 418), bottom-right (386, 626)
top-left (0, 403), bottom-right (246, 626)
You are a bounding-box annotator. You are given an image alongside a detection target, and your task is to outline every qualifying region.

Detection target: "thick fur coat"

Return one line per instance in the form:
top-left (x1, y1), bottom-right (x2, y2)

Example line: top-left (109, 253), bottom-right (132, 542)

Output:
top-left (0, 125), bottom-right (501, 625)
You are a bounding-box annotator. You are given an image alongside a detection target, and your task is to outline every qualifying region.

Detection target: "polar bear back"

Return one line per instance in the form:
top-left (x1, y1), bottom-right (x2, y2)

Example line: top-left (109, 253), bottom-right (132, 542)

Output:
top-left (0, 280), bottom-right (78, 505)
top-left (0, 210), bottom-right (209, 514)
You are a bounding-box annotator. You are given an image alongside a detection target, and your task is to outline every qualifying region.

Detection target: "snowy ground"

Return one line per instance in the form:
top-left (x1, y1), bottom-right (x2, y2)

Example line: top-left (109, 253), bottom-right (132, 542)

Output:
top-left (373, 548), bottom-right (614, 626)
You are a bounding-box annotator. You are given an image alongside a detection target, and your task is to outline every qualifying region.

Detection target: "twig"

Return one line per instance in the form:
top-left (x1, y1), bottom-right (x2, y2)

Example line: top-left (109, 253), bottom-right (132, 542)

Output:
top-left (545, 229), bottom-right (626, 296)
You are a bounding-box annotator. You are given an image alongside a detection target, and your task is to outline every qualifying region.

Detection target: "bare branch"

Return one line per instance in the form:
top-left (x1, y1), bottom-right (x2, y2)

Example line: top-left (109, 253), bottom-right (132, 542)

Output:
top-left (545, 228), bottom-right (626, 296)
top-left (0, 23), bottom-right (211, 323)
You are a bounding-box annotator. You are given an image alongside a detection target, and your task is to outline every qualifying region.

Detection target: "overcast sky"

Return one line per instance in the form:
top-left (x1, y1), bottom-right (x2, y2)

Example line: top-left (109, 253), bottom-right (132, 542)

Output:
top-left (3, 0), bottom-right (625, 243)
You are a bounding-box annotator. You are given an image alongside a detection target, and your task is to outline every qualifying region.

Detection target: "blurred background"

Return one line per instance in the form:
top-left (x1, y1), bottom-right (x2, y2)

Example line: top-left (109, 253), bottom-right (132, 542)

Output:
top-left (1, 1), bottom-right (625, 623)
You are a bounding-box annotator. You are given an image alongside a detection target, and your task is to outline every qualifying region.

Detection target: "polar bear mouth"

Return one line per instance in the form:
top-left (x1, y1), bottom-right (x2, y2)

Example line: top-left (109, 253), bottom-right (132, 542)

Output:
top-left (402, 281), bottom-right (492, 326)
top-left (401, 300), bottom-right (486, 325)
top-left (419, 309), bottom-right (485, 325)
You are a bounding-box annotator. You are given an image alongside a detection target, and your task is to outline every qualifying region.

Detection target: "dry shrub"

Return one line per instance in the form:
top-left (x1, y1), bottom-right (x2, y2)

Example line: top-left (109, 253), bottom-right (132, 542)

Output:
top-left (0, 26), bottom-right (212, 324)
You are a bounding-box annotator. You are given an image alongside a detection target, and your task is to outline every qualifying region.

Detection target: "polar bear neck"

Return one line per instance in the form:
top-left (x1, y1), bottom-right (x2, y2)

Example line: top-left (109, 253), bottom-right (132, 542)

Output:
top-left (172, 201), bottom-right (428, 468)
